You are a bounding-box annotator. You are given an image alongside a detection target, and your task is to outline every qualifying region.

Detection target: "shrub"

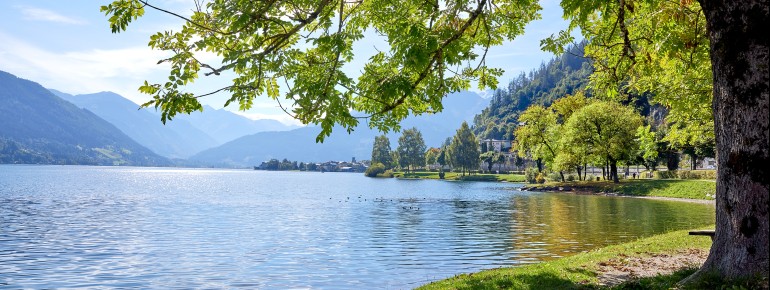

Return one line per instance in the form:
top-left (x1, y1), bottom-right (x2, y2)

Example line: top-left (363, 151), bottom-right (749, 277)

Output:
top-left (525, 167), bottom-right (538, 184)
top-left (536, 173), bottom-right (546, 184)
top-left (654, 170), bottom-right (678, 179)
top-left (677, 170), bottom-right (717, 180)
top-left (438, 171), bottom-right (445, 179)
top-left (365, 163), bottom-right (386, 177)
top-left (381, 169), bottom-right (395, 178)
top-left (566, 174), bottom-right (576, 182)
top-left (547, 171), bottom-right (562, 182)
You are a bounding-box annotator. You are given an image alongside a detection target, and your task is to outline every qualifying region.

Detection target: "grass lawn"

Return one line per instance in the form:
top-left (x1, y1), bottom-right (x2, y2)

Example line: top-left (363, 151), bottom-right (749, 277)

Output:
top-left (394, 171), bottom-right (526, 182)
top-left (525, 179), bottom-right (716, 200)
top-left (416, 227), bottom-right (765, 290)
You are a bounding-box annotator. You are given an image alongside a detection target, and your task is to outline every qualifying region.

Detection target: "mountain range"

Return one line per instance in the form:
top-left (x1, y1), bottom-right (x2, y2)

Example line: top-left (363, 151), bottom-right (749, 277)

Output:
top-left (189, 91), bottom-right (489, 167)
top-left (0, 70), bottom-right (167, 166)
top-left (2, 68), bottom-right (487, 167)
top-left (51, 91), bottom-right (299, 159)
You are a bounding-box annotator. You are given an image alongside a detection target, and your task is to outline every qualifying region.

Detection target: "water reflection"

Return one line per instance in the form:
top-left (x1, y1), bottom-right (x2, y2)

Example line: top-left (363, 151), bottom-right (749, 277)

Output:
top-left (0, 166), bottom-right (714, 288)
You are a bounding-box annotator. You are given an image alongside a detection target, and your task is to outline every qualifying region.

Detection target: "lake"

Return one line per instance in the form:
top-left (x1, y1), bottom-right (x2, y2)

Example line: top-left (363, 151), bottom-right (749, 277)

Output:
top-left (0, 165), bottom-right (714, 289)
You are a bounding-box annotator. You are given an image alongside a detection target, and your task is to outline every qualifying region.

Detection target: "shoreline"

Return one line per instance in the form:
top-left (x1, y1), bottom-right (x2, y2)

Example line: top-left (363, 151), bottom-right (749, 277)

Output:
top-left (520, 185), bottom-right (716, 205)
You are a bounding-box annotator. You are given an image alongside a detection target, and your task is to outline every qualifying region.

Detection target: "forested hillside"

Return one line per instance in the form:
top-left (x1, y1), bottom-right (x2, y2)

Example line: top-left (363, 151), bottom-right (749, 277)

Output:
top-left (0, 70), bottom-right (169, 166)
top-left (472, 42), bottom-right (592, 139)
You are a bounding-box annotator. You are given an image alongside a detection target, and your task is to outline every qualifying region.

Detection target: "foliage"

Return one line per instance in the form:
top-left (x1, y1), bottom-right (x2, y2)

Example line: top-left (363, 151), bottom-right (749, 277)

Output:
top-left (547, 0), bottom-right (716, 176)
top-left (560, 101), bottom-right (643, 182)
top-left (654, 170), bottom-right (679, 180)
top-left (448, 122), bottom-right (480, 176)
top-left (514, 104), bottom-right (560, 167)
top-left (102, 0), bottom-right (541, 141)
top-left (535, 173), bottom-right (546, 184)
top-left (636, 125), bottom-right (659, 169)
top-left (479, 151), bottom-right (502, 172)
top-left (437, 146), bottom-right (447, 168)
top-left (380, 169), bottom-right (394, 178)
top-left (424, 147), bottom-right (440, 167)
top-left (472, 42), bottom-right (592, 139)
top-left (396, 127), bottom-right (426, 172)
top-left (371, 135), bottom-right (393, 169)
top-left (654, 170), bottom-right (716, 180)
top-left (525, 167), bottom-right (538, 184)
top-left (364, 162), bottom-right (386, 177)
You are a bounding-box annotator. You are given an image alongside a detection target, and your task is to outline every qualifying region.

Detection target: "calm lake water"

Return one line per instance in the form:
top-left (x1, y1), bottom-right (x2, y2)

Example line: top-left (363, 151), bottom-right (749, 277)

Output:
top-left (1, 165), bottom-right (714, 289)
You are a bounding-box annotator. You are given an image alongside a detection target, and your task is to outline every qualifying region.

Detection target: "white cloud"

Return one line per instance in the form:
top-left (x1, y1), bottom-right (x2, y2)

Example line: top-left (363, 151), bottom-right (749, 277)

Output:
top-left (19, 7), bottom-right (86, 25)
top-left (0, 31), bottom-right (164, 101)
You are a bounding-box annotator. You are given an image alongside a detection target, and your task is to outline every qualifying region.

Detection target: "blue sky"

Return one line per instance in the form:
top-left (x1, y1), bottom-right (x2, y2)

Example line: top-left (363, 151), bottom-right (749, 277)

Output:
top-left (0, 0), bottom-right (570, 125)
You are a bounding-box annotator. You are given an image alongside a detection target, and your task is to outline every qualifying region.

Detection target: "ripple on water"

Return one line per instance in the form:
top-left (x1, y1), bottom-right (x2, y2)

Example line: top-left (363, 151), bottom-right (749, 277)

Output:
top-left (0, 166), bottom-right (715, 288)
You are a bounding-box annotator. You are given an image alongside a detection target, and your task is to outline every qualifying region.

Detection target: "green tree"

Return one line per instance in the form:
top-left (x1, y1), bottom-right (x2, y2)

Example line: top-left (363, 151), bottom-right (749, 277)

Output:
top-left (104, 0), bottom-right (769, 281)
top-left (635, 125), bottom-right (659, 171)
top-left (480, 151), bottom-right (505, 173)
top-left (396, 127), bottom-right (426, 172)
top-left (437, 146), bottom-right (448, 169)
top-left (514, 104), bottom-right (564, 181)
top-left (424, 147), bottom-right (440, 168)
top-left (371, 135), bottom-right (393, 169)
top-left (548, 1), bottom-right (769, 279)
top-left (102, 0), bottom-right (539, 141)
top-left (448, 121), bottom-right (480, 176)
top-left (561, 101), bottom-right (643, 183)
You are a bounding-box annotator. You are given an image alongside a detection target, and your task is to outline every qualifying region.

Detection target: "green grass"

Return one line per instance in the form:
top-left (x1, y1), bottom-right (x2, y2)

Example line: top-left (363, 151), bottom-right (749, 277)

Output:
top-left (525, 179), bottom-right (716, 200)
top-left (394, 171), bottom-right (526, 182)
top-left (417, 228), bottom-right (715, 290)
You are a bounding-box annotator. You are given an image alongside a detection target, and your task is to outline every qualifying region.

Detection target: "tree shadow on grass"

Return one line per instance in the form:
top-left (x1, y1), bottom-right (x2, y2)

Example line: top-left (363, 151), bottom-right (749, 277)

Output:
top-left (437, 270), bottom-right (600, 290)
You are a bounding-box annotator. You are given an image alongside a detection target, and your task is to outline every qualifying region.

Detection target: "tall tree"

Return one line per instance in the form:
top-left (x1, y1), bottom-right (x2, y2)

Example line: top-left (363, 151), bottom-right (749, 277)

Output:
top-left (514, 104), bottom-right (564, 181)
top-left (396, 127), bottom-right (426, 172)
top-left (371, 135), bottom-right (393, 169)
top-left (425, 147), bottom-right (441, 168)
top-left (448, 121), bottom-right (480, 176)
top-left (551, 0), bottom-right (768, 280)
top-left (561, 101), bottom-right (643, 183)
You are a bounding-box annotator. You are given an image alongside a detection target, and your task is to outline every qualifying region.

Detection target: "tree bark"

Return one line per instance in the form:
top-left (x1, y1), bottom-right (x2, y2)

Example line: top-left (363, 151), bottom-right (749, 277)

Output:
top-left (609, 158), bottom-right (619, 183)
top-left (687, 0), bottom-right (769, 282)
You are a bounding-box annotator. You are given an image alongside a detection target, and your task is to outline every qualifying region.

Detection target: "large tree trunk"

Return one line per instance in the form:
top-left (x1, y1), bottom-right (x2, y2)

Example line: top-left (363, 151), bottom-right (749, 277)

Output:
top-left (609, 158), bottom-right (619, 183)
top-left (687, 0), bottom-right (769, 282)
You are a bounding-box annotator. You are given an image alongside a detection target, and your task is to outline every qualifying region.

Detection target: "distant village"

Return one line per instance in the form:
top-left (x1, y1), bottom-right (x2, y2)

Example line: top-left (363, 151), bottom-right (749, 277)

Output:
top-left (255, 157), bottom-right (370, 173)
top-left (255, 137), bottom-right (716, 174)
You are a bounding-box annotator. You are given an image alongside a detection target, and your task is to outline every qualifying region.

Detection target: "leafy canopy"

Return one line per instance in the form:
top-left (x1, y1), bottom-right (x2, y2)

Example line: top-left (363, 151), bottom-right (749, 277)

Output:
top-left (448, 121), bottom-right (480, 175)
top-left (102, 0), bottom-right (541, 141)
top-left (396, 127), bottom-right (427, 172)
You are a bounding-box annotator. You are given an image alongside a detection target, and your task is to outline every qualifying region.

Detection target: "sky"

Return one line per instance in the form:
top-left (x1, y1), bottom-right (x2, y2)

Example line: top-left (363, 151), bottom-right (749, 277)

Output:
top-left (0, 0), bottom-right (571, 126)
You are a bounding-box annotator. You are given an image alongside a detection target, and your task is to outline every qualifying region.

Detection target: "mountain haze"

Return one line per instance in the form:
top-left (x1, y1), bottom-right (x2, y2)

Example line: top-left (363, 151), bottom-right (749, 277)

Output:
top-left (190, 91), bottom-right (489, 167)
top-left (176, 105), bottom-right (299, 144)
top-left (0, 70), bottom-right (168, 166)
top-left (53, 90), bottom-right (218, 159)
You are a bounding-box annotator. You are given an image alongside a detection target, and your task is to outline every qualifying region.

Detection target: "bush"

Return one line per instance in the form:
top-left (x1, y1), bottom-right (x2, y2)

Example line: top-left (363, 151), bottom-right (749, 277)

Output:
top-left (547, 171), bottom-right (562, 182)
top-left (566, 174), bottom-right (576, 182)
top-left (381, 169), bottom-right (395, 178)
top-left (438, 171), bottom-right (445, 179)
top-left (678, 170), bottom-right (717, 180)
top-left (525, 167), bottom-right (539, 184)
top-left (536, 173), bottom-right (546, 184)
top-left (654, 170), bottom-right (679, 179)
top-left (365, 163), bottom-right (386, 177)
